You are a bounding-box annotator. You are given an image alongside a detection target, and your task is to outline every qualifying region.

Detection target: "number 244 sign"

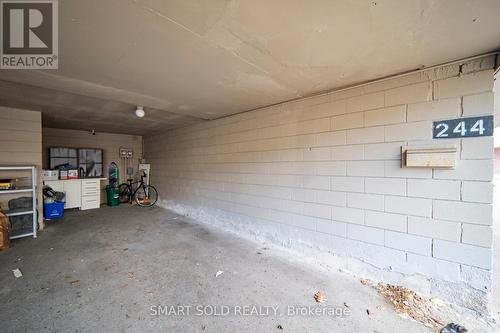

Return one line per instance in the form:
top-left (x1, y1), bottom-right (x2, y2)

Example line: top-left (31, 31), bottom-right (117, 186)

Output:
top-left (433, 116), bottom-right (493, 139)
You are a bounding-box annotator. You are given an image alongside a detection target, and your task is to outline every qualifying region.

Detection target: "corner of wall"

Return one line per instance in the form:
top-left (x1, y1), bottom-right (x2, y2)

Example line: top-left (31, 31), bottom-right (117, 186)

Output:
top-left (145, 55), bottom-right (496, 314)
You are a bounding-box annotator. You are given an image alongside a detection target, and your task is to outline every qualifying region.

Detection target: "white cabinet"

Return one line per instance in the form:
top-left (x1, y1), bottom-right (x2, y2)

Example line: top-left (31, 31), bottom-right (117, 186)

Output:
top-left (44, 179), bottom-right (104, 211)
top-left (45, 180), bottom-right (63, 192)
top-left (63, 180), bottom-right (82, 209)
top-left (80, 179), bottom-right (100, 210)
top-left (45, 180), bottom-right (80, 209)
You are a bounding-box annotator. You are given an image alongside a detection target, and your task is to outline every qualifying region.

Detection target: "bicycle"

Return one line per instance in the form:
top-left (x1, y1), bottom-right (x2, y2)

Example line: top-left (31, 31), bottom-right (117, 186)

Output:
top-left (118, 172), bottom-right (158, 207)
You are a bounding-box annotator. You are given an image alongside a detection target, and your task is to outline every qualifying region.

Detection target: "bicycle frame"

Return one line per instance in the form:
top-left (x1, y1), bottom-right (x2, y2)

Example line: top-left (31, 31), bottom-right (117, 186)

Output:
top-left (124, 176), bottom-right (149, 200)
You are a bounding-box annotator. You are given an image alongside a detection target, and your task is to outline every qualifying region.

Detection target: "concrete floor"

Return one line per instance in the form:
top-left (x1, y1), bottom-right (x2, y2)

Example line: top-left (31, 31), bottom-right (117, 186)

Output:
top-left (0, 205), bottom-right (493, 332)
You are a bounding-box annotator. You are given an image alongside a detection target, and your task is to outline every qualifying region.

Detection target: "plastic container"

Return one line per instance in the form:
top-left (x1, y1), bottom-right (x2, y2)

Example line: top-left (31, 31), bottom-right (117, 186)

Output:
top-left (106, 185), bottom-right (120, 206)
top-left (43, 202), bottom-right (64, 219)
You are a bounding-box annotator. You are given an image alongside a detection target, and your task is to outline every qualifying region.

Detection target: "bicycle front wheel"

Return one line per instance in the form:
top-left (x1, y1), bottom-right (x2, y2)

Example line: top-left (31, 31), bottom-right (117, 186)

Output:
top-left (135, 185), bottom-right (158, 207)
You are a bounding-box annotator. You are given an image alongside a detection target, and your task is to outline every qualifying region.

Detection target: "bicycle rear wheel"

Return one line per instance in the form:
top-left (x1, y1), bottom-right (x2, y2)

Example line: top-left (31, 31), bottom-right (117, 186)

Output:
top-left (135, 185), bottom-right (158, 207)
top-left (118, 183), bottom-right (131, 203)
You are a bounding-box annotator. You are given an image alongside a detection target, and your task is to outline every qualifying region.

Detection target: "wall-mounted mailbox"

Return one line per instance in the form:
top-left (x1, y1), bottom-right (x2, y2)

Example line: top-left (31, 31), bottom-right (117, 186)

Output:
top-left (401, 146), bottom-right (456, 169)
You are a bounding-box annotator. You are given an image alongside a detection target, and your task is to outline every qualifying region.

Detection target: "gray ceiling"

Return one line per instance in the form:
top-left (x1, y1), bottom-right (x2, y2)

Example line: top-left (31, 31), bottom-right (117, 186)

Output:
top-left (1, 0), bottom-right (500, 135)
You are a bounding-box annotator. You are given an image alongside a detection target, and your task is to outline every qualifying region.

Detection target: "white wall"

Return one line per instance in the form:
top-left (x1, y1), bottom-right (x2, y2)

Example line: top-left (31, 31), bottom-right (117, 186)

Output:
top-left (145, 55), bottom-right (495, 311)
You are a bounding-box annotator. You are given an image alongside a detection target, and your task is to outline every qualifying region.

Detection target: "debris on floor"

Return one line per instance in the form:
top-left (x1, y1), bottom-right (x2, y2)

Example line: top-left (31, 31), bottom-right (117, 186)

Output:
top-left (277, 324), bottom-right (283, 330)
top-left (440, 323), bottom-right (468, 333)
top-left (215, 270), bottom-right (224, 277)
top-left (69, 280), bottom-right (80, 286)
top-left (377, 282), bottom-right (442, 329)
top-left (314, 291), bottom-right (327, 303)
top-left (430, 297), bottom-right (447, 308)
top-left (360, 278), bottom-right (371, 285)
top-left (366, 309), bottom-right (371, 316)
top-left (431, 316), bottom-right (445, 326)
top-left (12, 268), bottom-right (22, 278)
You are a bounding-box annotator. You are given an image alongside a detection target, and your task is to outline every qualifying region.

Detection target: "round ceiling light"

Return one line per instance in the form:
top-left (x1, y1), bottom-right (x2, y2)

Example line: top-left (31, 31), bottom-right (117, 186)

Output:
top-left (135, 106), bottom-right (145, 118)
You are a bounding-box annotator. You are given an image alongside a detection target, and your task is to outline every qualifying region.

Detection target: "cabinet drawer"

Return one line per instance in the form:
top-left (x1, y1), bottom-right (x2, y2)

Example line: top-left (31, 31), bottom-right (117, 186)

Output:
top-left (81, 181), bottom-right (100, 196)
top-left (81, 196), bottom-right (99, 210)
top-left (81, 187), bottom-right (99, 196)
top-left (82, 180), bottom-right (99, 186)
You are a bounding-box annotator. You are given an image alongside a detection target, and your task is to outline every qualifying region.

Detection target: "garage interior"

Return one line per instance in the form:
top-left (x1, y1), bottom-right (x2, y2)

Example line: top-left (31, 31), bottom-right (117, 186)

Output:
top-left (1, 1), bottom-right (500, 332)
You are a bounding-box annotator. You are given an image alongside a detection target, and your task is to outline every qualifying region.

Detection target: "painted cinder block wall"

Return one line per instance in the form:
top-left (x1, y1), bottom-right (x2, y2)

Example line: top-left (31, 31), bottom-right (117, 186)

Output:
top-left (0, 107), bottom-right (43, 228)
top-left (145, 55), bottom-right (495, 310)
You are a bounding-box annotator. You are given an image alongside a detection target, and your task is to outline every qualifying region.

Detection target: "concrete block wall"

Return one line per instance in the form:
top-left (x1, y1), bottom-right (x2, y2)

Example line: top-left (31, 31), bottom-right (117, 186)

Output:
top-left (145, 55), bottom-right (495, 310)
top-left (0, 107), bottom-right (43, 228)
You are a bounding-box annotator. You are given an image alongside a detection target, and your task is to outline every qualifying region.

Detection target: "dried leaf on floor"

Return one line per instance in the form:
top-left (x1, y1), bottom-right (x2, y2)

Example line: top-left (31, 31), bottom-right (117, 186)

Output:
top-left (360, 278), bottom-right (370, 285)
top-left (314, 291), bottom-right (327, 303)
top-left (69, 280), bottom-right (80, 286)
top-left (377, 282), bottom-right (442, 329)
top-left (431, 316), bottom-right (444, 326)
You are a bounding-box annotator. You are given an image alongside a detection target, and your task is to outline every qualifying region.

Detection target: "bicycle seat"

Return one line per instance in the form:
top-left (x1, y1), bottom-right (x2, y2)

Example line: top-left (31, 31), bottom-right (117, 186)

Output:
top-left (127, 178), bottom-right (133, 182)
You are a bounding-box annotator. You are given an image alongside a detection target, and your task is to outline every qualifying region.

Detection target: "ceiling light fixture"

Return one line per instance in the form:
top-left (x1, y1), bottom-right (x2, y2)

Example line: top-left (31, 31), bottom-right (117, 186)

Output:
top-left (135, 106), bottom-right (145, 118)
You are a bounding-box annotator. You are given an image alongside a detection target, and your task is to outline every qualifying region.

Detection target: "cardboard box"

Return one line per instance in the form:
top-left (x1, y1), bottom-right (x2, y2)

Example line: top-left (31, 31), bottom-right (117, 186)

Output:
top-left (68, 169), bottom-right (79, 179)
top-left (0, 211), bottom-right (10, 250)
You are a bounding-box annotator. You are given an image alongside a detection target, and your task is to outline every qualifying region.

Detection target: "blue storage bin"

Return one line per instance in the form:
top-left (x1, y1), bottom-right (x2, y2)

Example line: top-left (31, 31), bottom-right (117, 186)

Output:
top-left (44, 202), bottom-right (64, 219)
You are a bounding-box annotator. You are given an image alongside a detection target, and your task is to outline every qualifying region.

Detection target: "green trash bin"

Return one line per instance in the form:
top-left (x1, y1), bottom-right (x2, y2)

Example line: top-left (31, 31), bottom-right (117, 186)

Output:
top-left (106, 185), bottom-right (120, 206)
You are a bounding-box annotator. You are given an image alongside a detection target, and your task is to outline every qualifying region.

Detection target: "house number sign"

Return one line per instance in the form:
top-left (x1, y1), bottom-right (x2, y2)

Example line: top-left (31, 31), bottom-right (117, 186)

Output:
top-left (433, 116), bottom-right (493, 139)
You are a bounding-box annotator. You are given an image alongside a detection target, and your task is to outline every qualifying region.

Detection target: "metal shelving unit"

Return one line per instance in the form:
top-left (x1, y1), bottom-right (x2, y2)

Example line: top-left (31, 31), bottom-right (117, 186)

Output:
top-left (0, 166), bottom-right (37, 239)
